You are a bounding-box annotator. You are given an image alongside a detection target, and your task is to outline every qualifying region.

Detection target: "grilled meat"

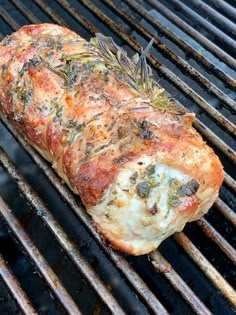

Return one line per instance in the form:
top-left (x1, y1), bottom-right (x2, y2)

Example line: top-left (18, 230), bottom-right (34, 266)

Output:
top-left (0, 24), bottom-right (223, 255)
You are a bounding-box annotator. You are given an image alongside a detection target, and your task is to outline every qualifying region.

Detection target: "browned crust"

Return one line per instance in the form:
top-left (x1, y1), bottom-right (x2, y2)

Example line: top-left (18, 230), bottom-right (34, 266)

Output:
top-left (0, 24), bottom-right (224, 254)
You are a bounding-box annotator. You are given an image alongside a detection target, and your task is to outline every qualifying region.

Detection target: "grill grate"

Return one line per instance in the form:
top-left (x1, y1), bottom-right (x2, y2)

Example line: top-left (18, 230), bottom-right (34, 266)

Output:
top-left (0, 252), bottom-right (38, 315)
top-left (0, 0), bottom-right (235, 314)
top-left (0, 196), bottom-right (82, 315)
top-left (146, 0), bottom-right (236, 68)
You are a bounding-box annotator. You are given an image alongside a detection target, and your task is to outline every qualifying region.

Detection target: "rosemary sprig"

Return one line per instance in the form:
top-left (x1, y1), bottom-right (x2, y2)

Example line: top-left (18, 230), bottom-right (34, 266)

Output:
top-left (39, 56), bottom-right (67, 81)
top-left (60, 52), bottom-right (94, 62)
top-left (90, 34), bottom-right (187, 115)
top-left (90, 34), bottom-right (155, 94)
top-left (133, 38), bottom-right (154, 90)
top-left (40, 56), bottom-right (78, 87)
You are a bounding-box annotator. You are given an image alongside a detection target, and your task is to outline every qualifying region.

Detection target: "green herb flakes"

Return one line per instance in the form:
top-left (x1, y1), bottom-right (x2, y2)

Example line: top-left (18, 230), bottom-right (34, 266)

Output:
top-left (136, 181), bottom-right (150, 198)
top-left (146, 164), bottom-right (155, 175)
top-left (179, 179), bottom-right (200, 197)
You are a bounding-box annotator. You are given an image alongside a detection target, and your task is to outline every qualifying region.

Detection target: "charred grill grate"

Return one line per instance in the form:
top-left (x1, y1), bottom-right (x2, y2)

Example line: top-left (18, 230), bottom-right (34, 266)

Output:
top-left (0, 0), bottom-right (235, 314)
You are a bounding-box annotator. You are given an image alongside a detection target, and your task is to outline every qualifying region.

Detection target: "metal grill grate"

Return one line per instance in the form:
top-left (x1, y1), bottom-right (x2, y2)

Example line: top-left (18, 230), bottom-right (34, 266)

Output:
top-left (0, 1), bottom-right (235, 314)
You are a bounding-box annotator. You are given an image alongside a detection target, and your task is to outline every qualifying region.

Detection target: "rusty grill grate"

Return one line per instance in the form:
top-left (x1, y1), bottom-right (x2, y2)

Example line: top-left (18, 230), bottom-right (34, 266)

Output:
top-left (0, 0), bottom-right (235, 314)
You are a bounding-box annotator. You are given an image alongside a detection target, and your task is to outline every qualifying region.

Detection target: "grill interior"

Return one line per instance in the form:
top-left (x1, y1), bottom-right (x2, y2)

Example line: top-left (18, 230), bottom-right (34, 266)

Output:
top-left (0, 0), bottom-right (235, 314)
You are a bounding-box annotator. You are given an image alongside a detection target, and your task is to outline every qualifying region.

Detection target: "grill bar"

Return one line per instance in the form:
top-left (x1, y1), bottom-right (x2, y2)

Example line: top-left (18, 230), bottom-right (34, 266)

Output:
top-left (124, 0), bottom-right (236, 90)
top-left (146, 0), bottom-right (236, 68)
top-left (207, 0), bottom-right (236, 23)
top-left (166, 0), bottom-right (236, 51)
top-left (174, 232), bottom-right (236, 307)
top-left (214, 199), bottom-right (236, 227)
top-left (0, 252), bottom-right (38, 315)
top-left (224, 172), bottom-right (236, 193)
top-left (9, 0), bottom-right (98, 38)
top-left (191, 120), bottom-right (236, 164)
top-left (11, 0), bottom-right (41, 24)
top-left (54, 0), bottom-right (98, 35)
top-left (0, 197), bottom-right (82, 315)
top-left (34, 0), bottom-right (98, 35)
top-left (34, 0), bottom-right (68, 27)
top-left (149, 251), bottom-right (212, 315)
top-left (0, 148), bottom-right (126, 315)
top-left (102, 0), bottom-right (236, 111)
top-left (0, 6), bottom-right (20, 30)
top-left (71, 0), bottom-right (236, 136)
top-left (189, 0), bottom-right (236, 38)
top-left (0, 113), bottom-right (169, 315)
top-left (197, 218), bottom-right (236, 264)
top-left (223, 175), bottom-right (236, 193)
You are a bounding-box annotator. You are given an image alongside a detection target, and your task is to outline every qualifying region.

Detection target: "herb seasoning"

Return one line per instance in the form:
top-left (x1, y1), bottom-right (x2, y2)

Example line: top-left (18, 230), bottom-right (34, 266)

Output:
top-left (1, 64), bottom-right (7, 76)
top-left (130, 172), bottom-right (138, 184)
top-left (136, 181), bottom-right (150, 198)
top-left (179, 179), bottom-right (200, 197)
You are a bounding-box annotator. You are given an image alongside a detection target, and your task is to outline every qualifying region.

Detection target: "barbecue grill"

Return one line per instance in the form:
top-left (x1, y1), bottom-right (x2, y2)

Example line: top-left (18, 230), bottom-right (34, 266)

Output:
top-left (0, 0), bottom-right (235, 314)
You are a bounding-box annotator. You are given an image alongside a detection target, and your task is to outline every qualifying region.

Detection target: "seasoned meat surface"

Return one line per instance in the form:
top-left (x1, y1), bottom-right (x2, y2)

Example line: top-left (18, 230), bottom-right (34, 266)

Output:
top-left (0, 24), bottom-right (223, 255)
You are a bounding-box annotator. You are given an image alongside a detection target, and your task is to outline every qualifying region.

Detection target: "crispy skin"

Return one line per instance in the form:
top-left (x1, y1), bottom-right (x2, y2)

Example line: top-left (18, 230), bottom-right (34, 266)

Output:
top-left (0, 24), bottom-right (223, 255)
